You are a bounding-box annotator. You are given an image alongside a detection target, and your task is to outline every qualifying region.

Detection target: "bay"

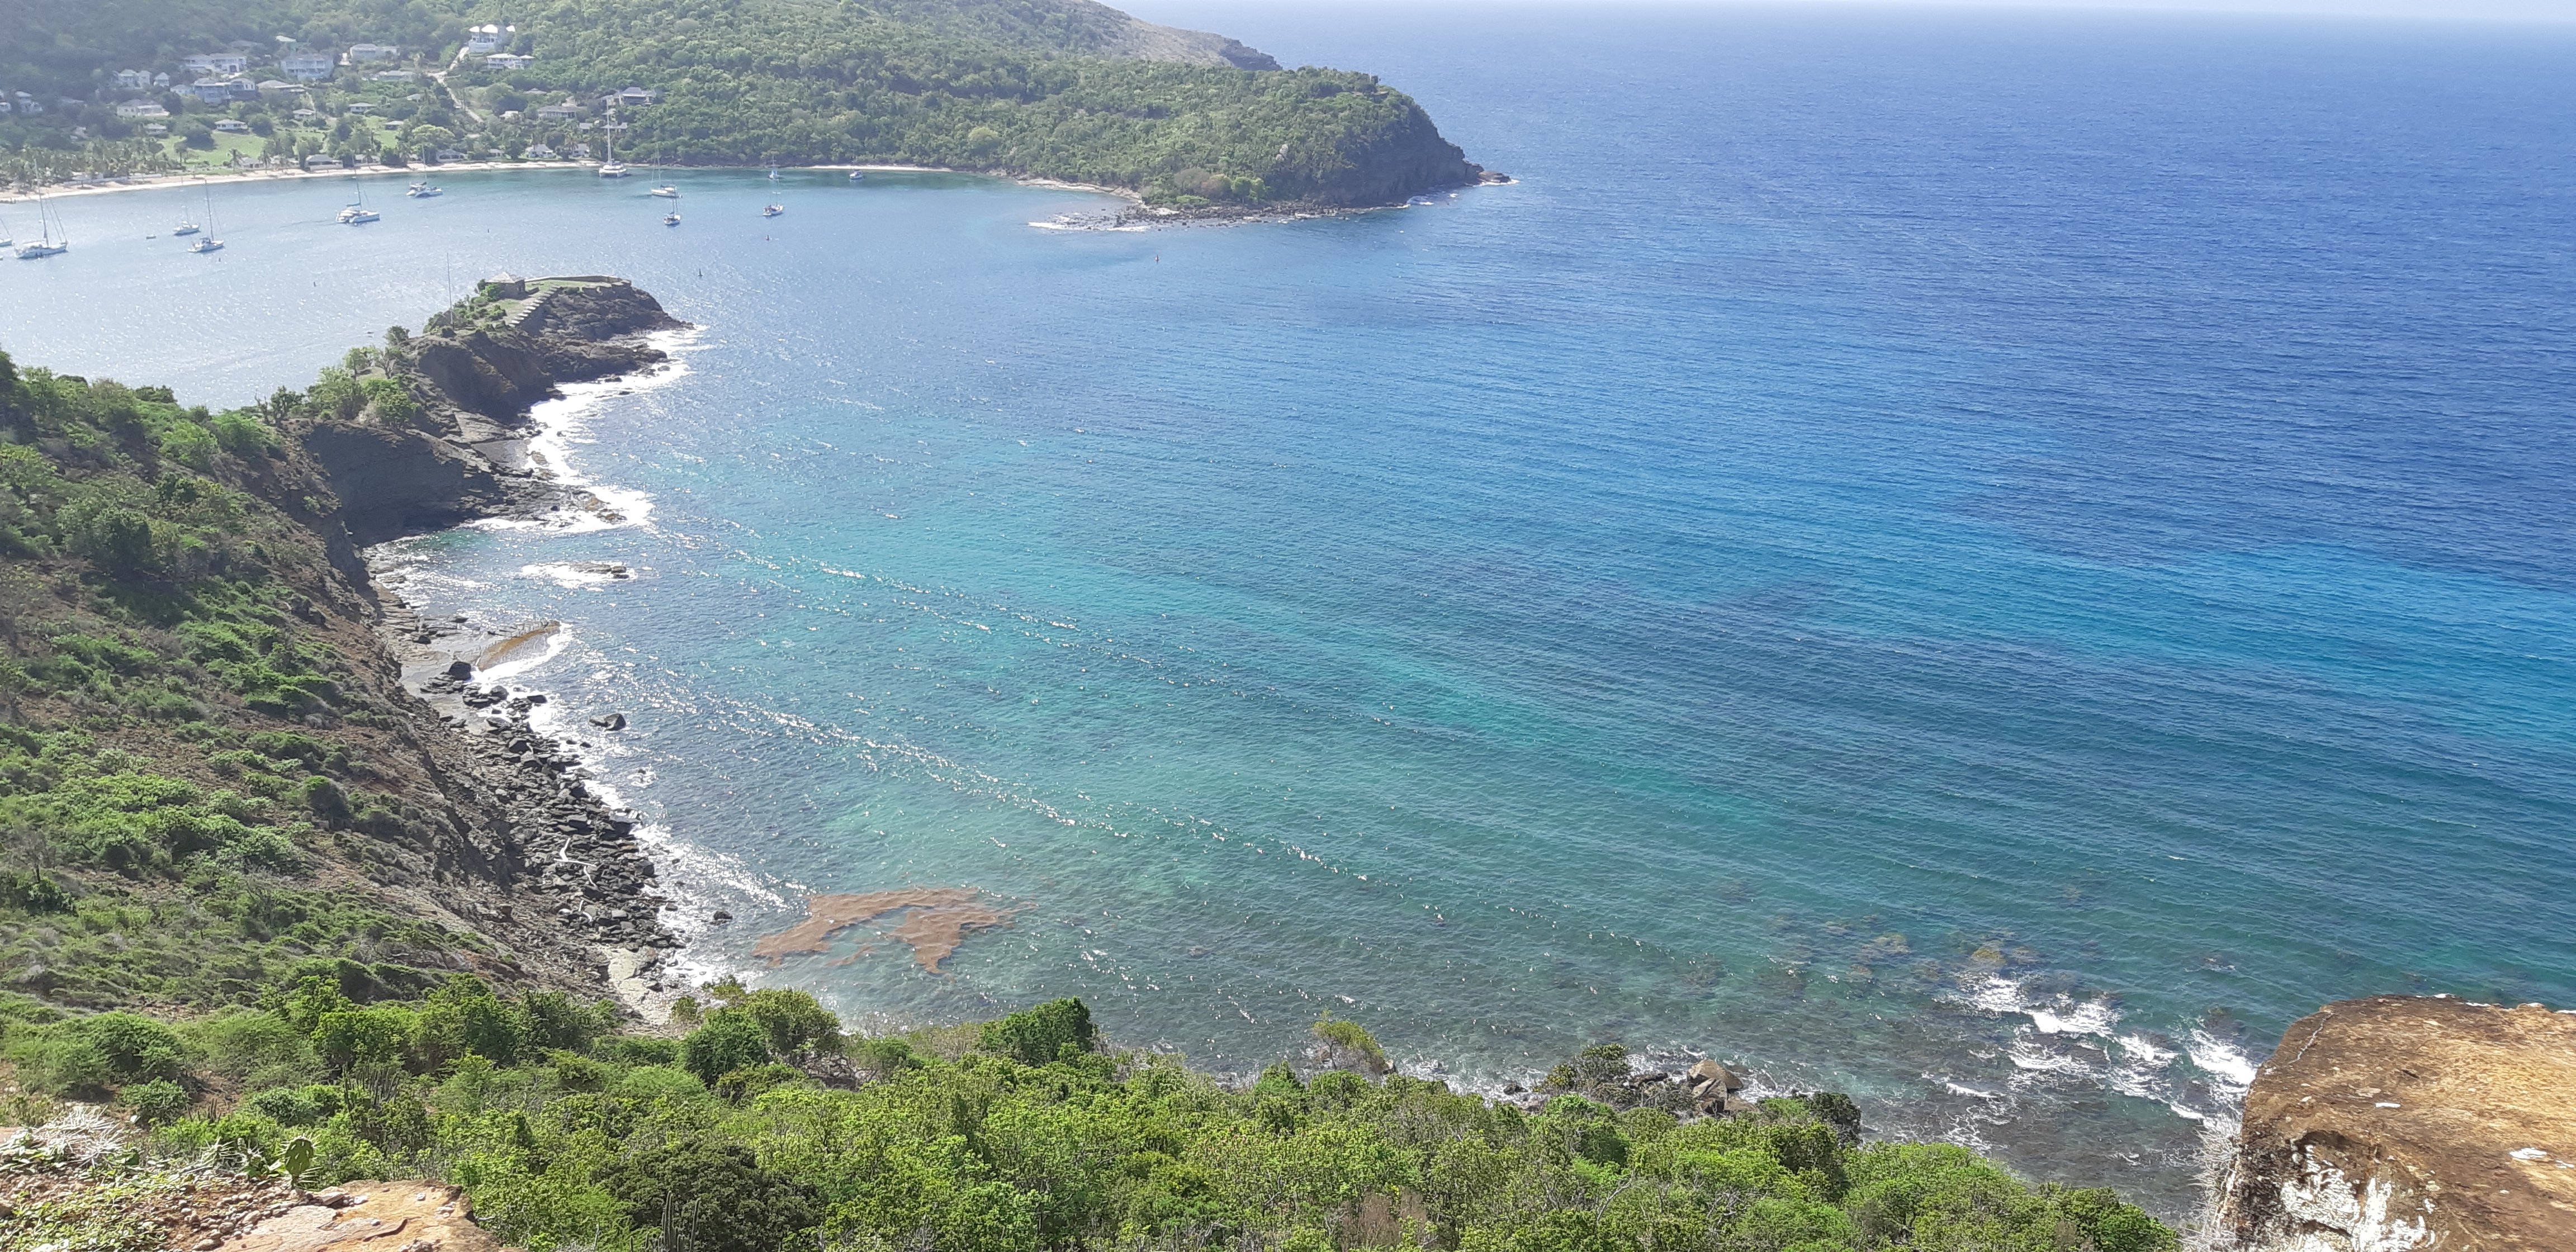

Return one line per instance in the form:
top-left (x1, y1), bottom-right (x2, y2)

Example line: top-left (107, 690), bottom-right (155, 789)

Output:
top-left (6, 4), bottom-right (2572, 1212)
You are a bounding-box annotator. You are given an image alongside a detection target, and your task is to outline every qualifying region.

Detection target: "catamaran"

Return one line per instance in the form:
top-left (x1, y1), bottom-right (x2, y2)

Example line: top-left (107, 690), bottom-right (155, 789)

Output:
top-left (188, 181), bottom-right (223, 253)
top-left (15, 198), bottom-right (67, 259)
top-left (598, 132), bottom-right (628, 178)
top-left (338, 183), bottom-right (379, 225)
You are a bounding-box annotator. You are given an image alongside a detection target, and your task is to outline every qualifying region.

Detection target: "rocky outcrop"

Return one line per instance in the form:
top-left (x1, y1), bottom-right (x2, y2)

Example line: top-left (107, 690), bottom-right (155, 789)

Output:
top-left (220, 1182), bottom-right (502, 1252)
top-left (2218, 994), bottom-right (2576, 1250)
top-left (302, 277), bottom-right (682, 546)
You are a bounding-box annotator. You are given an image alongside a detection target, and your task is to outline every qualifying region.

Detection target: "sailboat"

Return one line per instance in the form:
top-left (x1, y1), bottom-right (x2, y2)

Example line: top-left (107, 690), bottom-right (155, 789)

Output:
top-left (597, 131), bottom-right (628, 178)
top-left (766, 158), bottom-right (780, 181)
top-left (338, 182), bottom-right (379, 224)
top-left (662, 210), bottom-right (681, 227)
top-left (762, 203), bottom-right (784, 217)
top-left (15, 198), bottom-right (67, 259)
top-left (188, 181), bottom-right (223, 253)
top-left (648, 180), bottom-right (679, 198)
top-left (406, 181), bottom-right (443, 197)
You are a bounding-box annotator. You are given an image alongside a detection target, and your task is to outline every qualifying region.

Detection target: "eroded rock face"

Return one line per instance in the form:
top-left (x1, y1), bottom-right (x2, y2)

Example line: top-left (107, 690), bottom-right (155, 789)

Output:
top-left (302, 278), bottom-right (684, 545)
top-left (2219, 994), bottom-right (2576, 1250)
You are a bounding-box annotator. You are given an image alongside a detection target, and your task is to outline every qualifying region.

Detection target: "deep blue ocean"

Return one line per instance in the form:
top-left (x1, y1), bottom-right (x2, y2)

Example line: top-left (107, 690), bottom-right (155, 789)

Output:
top-left (6, 3), bottom-right (2572, 1212)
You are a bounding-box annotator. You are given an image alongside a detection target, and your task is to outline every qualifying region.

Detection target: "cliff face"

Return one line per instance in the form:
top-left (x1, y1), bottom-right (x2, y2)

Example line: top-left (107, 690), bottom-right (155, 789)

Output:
top-left (2219, 994), bottom-right (2576, 1250)
top-left (301, 277), bottom-right (680, 546)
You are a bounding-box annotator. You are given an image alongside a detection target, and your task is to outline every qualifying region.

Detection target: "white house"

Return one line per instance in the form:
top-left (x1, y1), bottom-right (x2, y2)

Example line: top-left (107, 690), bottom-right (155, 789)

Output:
top-left (484, 53), bottom-right (534, 70)
top-left (281, 52), bottom-right (334, 79)
top-left (603, 86), bottom-right (661, 108)
top-left (116, 99), bottom-right (169, 118)
top-left (214, 118), bottom-right (250, 132)
top-left (345, 43), bottom-right (399, 62)
top-left (115, 69), bottom-right (154, 90)
top-left (346, 101), bottom-right (376, 113)
top-left (535, 97), bottom-right (585, 121)
top-left (182, 53), bottom-right (249, 75)
top-left (372, 69), bottom-right (418, 80)
top-left (525, 143), bottom-right (557, 159)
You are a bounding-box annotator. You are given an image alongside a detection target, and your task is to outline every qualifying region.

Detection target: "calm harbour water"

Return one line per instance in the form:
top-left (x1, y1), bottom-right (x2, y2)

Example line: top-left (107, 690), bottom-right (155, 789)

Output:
top-left (6, 4), bottom-right (2573, 1213)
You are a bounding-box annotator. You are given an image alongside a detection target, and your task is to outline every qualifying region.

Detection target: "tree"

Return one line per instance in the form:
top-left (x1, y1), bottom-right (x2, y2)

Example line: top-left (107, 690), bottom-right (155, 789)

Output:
top-left (679, 1014), bottom-right (771, 1086)
top-left (595, 1139), bottom-right (821, 1252)
top-left (977, 997), bottom-right (1094, 1065)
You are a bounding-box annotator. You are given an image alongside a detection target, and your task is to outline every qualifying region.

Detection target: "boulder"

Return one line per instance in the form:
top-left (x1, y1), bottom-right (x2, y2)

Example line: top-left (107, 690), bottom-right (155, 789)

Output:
top-left (2219, 995), bottom-right (2576, 1251)
top-left (1687, 1059), bottom-right (1742, 1093)
top-left (589, 712), bottom-right (627, 731)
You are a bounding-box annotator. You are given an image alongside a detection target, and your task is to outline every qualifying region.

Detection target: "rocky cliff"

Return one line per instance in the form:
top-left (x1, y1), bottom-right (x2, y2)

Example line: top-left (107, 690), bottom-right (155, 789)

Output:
top-left (301, 276), bottom-right (680, 546)
top-left (2218, 994), bottom-right (2575, 1250)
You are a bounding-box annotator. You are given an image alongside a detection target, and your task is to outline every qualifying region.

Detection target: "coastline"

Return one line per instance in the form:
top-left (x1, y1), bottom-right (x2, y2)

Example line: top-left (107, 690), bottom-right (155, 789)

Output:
top-left (1, 159), bottom-right (1506, 225)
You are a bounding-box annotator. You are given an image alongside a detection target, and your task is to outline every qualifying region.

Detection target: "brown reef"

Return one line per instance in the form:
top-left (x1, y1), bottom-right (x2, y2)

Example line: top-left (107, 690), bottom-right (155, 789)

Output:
top-left (754, 887), bottom-right (1024, 972)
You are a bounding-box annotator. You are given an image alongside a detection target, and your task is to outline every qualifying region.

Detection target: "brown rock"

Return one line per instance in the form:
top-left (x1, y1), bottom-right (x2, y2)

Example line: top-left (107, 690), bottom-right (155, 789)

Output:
top-left (1686, 1059), bottom-right (1742, 1093)
top-left (2219, 995), bottom-right (2576, 1251)
top-left (219, 1182), bottom-right (500, 1252)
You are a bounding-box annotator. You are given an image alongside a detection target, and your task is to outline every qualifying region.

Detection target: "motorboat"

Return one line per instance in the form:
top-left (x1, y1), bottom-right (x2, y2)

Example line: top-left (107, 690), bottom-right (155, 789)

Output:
top-left (406, 182), bottom-right (443, 197)
top-left (848, 170), bottom-right (865, 182)
top-left (761, 203), bottom-right (784, 217)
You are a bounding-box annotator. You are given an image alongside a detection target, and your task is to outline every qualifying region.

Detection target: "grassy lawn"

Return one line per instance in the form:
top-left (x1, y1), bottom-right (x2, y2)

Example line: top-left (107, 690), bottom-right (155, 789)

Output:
top-left (158, 130), bottom-right (269, 170)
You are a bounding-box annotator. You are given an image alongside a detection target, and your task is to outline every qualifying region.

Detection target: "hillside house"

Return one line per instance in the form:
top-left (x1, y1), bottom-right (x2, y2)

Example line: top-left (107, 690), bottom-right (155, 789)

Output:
top-left (115, 99), bottom-right (169, 118)
top-left (182, 53), bottom-right (249, 75)
top-left (215, 118), bottom-right (250, 132)
top-left (485, 53), bottom-right (535, 70)
top-left (345, 44), bottom-right (399, 62)
top-left (281, 52), bottom-right (334, 79)
top-left (115, 69), bottom-right (154, 90)
top-left (536, 97), bottom-right (585, 121)
top-left (603, 86), bottom-right (661, 108)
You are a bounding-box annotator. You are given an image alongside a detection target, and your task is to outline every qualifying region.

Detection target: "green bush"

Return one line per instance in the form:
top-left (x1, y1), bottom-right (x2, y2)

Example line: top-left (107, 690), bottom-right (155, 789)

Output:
top-left (595, 1139), bottom-right (822, 1252)
top-left (976, 996), bottom-right (1094, 1065)
top-left (121, 1076), bottom-right (191, 1125)
top-left (680, 1015), bottom-right (772, 1086)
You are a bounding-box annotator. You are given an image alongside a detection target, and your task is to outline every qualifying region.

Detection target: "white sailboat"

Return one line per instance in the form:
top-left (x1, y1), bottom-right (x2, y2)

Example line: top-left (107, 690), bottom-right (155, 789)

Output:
top-left (338, 182), bottom-right (379, 224)
top-left (406, 181), bottom-right (443, 197)
top-left (762, 203), bottom-right (784, 217)
top-left (662, 210), bottom-right (681, 226)
top-left (189, 181), bottom-right (223, 253)
top-left (597, 131), bottom-right (628, 178)
top-left (649, 182), bottom-right (679, 198)
top-left (15, 198), bottom-right (67, 259)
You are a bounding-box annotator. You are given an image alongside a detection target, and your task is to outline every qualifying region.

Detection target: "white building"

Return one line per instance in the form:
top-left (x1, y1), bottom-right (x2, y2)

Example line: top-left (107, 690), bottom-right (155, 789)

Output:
top-left (281, 52), bottom-right (334, 79)
top-left (215, 118), bottom-right (250, 132)
top-left (182, 53), bottom-right (249, 75)
top-left (345, 43), bottom-right (399, 62)
top-left (484, 53), bottom-right (534, 70)
top-left (115, 69), bottom-right (154, 90)
top-left (116, 99), bottom-right (170, 118)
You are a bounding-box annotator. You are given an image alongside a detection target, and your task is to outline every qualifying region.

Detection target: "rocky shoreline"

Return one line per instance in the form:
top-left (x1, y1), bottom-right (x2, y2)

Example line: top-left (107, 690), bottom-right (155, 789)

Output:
top-left (303, 274), bottom-right (704, 1021)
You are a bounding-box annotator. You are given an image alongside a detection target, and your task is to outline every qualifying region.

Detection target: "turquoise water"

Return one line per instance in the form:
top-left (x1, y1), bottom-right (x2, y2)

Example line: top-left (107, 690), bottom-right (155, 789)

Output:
top-left (8, 5), bottom-right (2574, 1211)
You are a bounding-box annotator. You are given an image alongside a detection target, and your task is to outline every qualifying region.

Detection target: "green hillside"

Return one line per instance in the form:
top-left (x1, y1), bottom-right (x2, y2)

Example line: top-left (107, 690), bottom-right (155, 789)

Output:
top-left (0, 0), bottom-right (1483, 207)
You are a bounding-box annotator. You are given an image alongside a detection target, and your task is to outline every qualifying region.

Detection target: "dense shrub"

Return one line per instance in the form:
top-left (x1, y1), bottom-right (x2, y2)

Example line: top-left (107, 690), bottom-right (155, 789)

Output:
top-left (976, 995), bottom-right (1093, 1065)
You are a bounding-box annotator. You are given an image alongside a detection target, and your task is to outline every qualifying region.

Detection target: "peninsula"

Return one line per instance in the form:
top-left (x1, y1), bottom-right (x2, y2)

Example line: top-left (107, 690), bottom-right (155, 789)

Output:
top-left (0, 0), bottom-right (1497, 212)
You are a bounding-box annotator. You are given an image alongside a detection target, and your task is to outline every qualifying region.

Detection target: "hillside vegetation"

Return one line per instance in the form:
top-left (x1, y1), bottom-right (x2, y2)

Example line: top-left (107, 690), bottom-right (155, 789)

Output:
top-left (0, 0), bottom-right (1481, 207)
top-left (1, 976), bottom-right (2178, 1252)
